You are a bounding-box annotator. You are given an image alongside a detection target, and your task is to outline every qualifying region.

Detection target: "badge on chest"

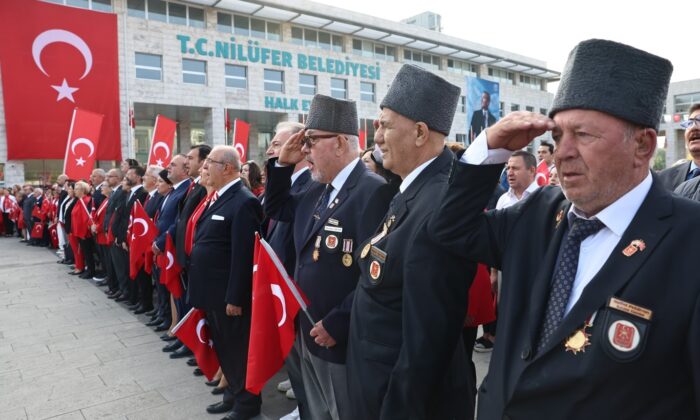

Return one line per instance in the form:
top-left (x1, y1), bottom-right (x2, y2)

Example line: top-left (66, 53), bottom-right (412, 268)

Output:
top-left (312, 218), bottom-right (354, 268)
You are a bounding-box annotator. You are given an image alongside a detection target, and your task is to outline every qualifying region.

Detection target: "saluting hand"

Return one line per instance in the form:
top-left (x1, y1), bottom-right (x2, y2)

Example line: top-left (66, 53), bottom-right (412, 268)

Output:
top-left (310, 320), bottom-right (337, 348)
top-left (278, 130), bottom-right (305, 166)
top-left (486, 111), bottom-right (555, 151)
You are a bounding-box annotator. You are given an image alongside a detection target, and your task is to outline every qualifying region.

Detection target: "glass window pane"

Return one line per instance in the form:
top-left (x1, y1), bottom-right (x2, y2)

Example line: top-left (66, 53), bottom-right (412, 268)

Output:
top-left (264, 69), bottom-right (284, 92)
top-left (374, 45), bottom-right (384, 56)
top-left (135, 53), bottom-right (161, 80)
top-left (168, 2), bottom-right (186, 26)
top-left (404, 49), bottom-right (411, 60)
top-left (135, 52), bottom-right (161, 68)
top-left (127, 0), bottom-right (145, 18)
top-left (304, 29), bottom-right (317, 47)
top-left (217, 13), bottom-right (232, 32)
top-left (360, 82), bottom-right (374, 102)
top-left (234, 15), bottom-right (249, 36)
top-left (136, 68), bottom-right (161, 80)
top-left (189, 7), bottom-right (205, 28)
top-left (331, 78), bottom-right (346, 99)
top-left (386, 46), bottom-right (395, 60)
top-left (148, 0), bottom-right (167, 22)
top-left (267, 22), bottom-right (280, 41)
top-left (299, 74), bottom-right (316, 95)
top-left (67, 0), bottom-right (89, 8)
top-left (183, 59), bottom-right (205, 72)
top-left (92, 0), bottom-right (112, 11)
top-left (225, 64), bottom-right (246, 78)
top-left (225, 64), bottom-right (247, 89)
top-left (353, 39), bottom-right (362, 53)
top-left (318, 32), bottom-right (331, 50)
top-left (251, 18), bottom-right (265, 39)
top-left (291, 27), bottom-right (303, 45)
top-left (183, 73), bottom-right (206, 84)
top-left (332, 35), bottom-right (343, 52)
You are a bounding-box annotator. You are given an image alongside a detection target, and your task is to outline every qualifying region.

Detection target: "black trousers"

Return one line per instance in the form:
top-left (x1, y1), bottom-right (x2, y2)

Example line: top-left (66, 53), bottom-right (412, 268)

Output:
top-left (78, 237), bottom-right (96, 275)
top-left (3, 214), bottom-right (14, 235)
top-left (462, 327), bottom-right (478, 420)
top-left (206, 306), bottom-right (261, 416)
top-left (154, 268), bottom-right (171, 322)
top-left (97, 244), bottom-right (112, 281)
top-left (136, 269), bottom-right (153, 310)
top-left (110, 244), bottom-right (129, 296)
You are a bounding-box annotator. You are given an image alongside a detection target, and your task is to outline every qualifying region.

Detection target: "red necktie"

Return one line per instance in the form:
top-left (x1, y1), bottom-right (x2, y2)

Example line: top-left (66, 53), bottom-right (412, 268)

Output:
top-left (185, 192), bottom-right (212, 256)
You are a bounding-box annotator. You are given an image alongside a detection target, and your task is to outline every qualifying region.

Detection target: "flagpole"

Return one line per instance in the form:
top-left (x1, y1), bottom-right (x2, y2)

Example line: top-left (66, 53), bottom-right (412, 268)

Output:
top-left (260, 237), bottom-right (316, 325)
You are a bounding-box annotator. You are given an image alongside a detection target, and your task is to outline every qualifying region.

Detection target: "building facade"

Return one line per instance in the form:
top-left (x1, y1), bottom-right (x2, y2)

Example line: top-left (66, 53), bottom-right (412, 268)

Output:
top-left (659, 79), bottom-right (700, 167)
top-left (0, 0), bottom-right (560, 185)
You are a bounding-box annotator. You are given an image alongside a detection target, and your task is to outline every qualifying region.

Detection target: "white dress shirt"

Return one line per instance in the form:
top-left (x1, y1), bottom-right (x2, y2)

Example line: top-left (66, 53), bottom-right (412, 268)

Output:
top-left (326, 158), bottom-right (359, 206)
top-left (217, 177), bottom-right (241, 196)
top-left (291, 166), bottom-right (309, 185)
top-left (400, 157), bottom-right (437, 193)
top-left (463, 130), bottom-right (653, 314)
top-left (495, 181), bottom-right (539, 210)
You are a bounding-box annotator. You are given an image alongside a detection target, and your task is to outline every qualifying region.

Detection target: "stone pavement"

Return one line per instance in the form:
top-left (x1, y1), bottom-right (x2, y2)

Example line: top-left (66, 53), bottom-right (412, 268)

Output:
top-left (0, 236), bottom-right (490, 419)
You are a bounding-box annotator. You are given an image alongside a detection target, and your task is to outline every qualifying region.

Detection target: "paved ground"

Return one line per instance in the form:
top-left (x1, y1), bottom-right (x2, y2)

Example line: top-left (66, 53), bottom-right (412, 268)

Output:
top-left (0, 236), bottom-right (490, 419)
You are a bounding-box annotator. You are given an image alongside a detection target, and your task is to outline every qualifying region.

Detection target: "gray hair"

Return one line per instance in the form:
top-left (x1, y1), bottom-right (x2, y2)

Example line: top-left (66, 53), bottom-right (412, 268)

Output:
top-left (344, 134), bottom-right (360, 152)
top-left (212, 145), bottom-right (241, 171)
top-left (275, 121), bottom-right (304, 135)
top-left (92, 168), bottom-right (106, 178)
top-left (146, 165), bottom-right (163, 178)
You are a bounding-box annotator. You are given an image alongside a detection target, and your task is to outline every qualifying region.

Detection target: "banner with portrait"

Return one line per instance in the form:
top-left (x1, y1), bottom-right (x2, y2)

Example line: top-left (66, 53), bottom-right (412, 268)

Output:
top-left (466, 77), bottom-right (500, 142)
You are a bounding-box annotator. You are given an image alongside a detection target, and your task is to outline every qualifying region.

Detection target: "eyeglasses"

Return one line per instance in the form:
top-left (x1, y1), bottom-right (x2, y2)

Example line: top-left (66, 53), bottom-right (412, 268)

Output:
top-left (204, 157), bottom-right (228, 166)
top-left (681, 117), bottom-right (700, 129)
top-left (302, 134), bottom-right (339, 148)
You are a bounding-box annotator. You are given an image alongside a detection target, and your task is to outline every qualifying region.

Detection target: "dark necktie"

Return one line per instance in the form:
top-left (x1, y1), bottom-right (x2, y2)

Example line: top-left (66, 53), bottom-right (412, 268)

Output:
top-left (313, 184), bottom-right (333, 220)
top-left (686, 168), bottom-right (700, 181)
top-left (537, 217), bottom-right (606, 352)
top-left (483, 110), bottom-right (489, 128)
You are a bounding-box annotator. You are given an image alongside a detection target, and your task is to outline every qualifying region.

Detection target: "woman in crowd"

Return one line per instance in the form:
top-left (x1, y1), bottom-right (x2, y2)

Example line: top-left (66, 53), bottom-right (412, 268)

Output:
top-left (71, 181), bottom-right (96, 279)
top-left (241, 160), bottom-right (265, 197)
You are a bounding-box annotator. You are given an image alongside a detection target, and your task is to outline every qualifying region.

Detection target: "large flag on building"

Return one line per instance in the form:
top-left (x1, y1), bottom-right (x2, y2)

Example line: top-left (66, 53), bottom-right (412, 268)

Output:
top-left (246, 234), bottom-right (309, 395)
top-left (233, 119), bottom-right (249, 162)
top-left (147, 115), bottom-right (177, 168)
top-left (0, 0), bottom-right (121, 161)
top-left (63, 108), bottom-right (104, 181)
top-left (129, 201), bottom-right (157, 279)
top-left (173, 308), bottom-right (220, 381)
top-left (535, 160), bottom-right (550, 187)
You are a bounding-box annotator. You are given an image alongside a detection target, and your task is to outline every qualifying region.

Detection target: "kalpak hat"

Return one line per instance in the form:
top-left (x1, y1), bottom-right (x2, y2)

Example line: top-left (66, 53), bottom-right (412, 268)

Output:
top-left (549, 39), bottom-right (672, 130)
top-left (380, 64), bottom-right (461, 135)
top-left (305, 94), bottom-right (358, 136)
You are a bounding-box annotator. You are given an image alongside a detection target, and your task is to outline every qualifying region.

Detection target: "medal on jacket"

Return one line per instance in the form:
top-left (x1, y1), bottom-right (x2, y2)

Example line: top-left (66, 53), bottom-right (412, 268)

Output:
top-left (360, 243), bottom-right (371, 259)
top-left (564, 315), bottom-right (594, 354)
top-left (312, 235), bottom-right (321, 262)
top-left (342, 239), bottom-right (353, 267)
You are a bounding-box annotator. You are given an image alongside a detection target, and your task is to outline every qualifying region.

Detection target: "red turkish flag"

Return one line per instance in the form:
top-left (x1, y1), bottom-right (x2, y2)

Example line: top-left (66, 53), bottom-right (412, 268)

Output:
top-left (0, 0), bottom-right (121, 161)
top-left (129, 201), bottom-right (157, 280)
top-left (63, 108), bottom-right (104, 181)
top-left (359, 129), bottom-right (367, 150)
top-left (233, 119), bottom-right (249, 162)
top-left (535, 159), bottom-right (550, 187)
top-left (147, 115), bottom-right (177, 168)
top-left (157, 232), bottom-right (183, 299)
top-left (246, 234), bottom-right (308, 395)
top-left (173, 308), bottom-right (220, 381)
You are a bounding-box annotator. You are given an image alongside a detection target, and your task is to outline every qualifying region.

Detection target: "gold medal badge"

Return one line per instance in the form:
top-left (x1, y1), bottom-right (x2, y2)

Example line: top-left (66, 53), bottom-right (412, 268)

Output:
top-left (312, 235), bottom-right (322, 262)
top-left (342, 239), bottom-right (354, 267)
top-left (342, 254), bottom-right (353, 267)
top-left (564, 322), bottom-right (592, 355)
top-left (360, 243), bottom-right (371, 259)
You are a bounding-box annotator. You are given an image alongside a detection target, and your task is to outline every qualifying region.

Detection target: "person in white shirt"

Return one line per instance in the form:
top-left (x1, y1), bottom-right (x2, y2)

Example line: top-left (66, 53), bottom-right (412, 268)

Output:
top-left (496, 150), bottom-right (539, 210)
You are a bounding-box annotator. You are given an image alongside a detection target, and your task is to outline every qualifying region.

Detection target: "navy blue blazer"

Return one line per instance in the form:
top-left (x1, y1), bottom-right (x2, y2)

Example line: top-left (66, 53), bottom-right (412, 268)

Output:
top-left (155, 179), bottom-right (190, 251)
top-left (264, 158), bottom-right (391, 363)
top-left (187, 180), bottom-right (262, 311)
top-left (263, 168), bottom-right (312, 275)
top-left (144, 192), bottom-right (162, 219)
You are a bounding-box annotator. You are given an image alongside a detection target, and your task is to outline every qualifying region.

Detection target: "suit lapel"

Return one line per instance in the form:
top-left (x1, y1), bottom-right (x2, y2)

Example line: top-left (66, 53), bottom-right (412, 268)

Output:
top-left (199, 182), bottom-right (241, 224)
top-left (539, 181), bottom-right (673, 355)
top-left (301, 161), bottom-right (365, 249)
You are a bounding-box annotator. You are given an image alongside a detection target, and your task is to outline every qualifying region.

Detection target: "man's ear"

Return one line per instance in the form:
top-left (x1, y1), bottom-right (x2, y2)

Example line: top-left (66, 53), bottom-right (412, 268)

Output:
top-left (415, 122), bottom-right (430, 147)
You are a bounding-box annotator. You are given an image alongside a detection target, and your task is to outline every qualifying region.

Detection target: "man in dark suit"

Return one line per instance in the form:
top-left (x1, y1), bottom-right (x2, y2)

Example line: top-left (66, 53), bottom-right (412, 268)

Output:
top-left (90, 168), bottom-right (107, 208)
top-left (262, 121), bottom-right (311, 419)
top-left (121, 167), bottom-right (150, 310)
top-left (658, 103), bottom-right (700, 190)
top-left (265, 94), bottom-right (391, 420)
top-left (22, 185), bottom-right (36, 241)
top-left (152, 155), bottom-right (190, 338)
top-left (104, 169), bottom-right (126, 299)
top-left (346, 64), bottom-right (476, 420)
top-left (432, 40), bottom-right (700, 419)
top-left (470, 91), bottom-right (497, 142)
top-left (188, 145), bottom-right (263, 420)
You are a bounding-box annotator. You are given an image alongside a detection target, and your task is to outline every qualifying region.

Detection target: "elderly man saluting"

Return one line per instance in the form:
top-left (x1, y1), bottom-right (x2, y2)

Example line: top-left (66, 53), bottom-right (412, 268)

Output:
top-left (432, 39), bottom-right (700, 419)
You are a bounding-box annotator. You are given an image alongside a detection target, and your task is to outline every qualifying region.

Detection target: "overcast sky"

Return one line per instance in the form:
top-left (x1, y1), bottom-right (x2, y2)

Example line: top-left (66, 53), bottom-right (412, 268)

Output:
top-left (315, 0), bottom-right (695, 90)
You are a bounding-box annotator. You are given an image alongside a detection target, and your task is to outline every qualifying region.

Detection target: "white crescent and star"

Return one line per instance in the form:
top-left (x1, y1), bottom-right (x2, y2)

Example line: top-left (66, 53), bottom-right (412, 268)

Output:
top-left (166, 251), bottom-right (174, 270)
top-left (32, 29), bottom-right (93, 102)
top-left (234, 144), bottom-right (245, 160)
top-left (535, 173), bottom-right (548, 186)
top-left (71, 137), bottom-right (95, 157)
top-left (196, 318), bottom-right (214, 348)
top-left (270, 284), bottom-right (287, 328)
top-left (153, 141), bottom-right (171, 158)
top-left (133, 218), bottom-right (149, 237)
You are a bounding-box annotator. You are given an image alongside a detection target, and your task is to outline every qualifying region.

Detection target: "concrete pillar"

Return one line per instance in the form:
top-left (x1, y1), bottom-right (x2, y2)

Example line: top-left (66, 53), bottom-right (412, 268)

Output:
top-left (3, 161), bottom-right (25, 186)
top-left (177, 120), bottom-right (192, 153)
top-left (206, 107), bottom-right (226, 146)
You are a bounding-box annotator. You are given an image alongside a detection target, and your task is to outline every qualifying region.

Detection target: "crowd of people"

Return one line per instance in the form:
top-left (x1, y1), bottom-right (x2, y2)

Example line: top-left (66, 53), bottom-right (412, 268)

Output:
top-left (5, 38), bottom-right (700, 420)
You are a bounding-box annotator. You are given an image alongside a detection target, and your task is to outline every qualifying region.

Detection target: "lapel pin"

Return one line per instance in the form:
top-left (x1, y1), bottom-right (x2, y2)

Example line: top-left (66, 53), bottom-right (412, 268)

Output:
top-left (622, 239), bottom-right (646, 257)
top-left (555, 209), bottom-right (564, 228)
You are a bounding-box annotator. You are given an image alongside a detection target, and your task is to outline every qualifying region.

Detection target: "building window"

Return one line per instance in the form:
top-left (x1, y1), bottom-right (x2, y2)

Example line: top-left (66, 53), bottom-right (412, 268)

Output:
top-left (360, 82), bottom-right (375, 102)
top-left (127, 0), bottom-right (145, 18)
top-left (403, 49), bottom-right (440, 71)
top-left (447, 59), bottom-right (477, 76)
top-left (352, 39), bottom-right (396, 61)
top-left (510, 104), bottom-right (520, 112)
top-left (147, 0), bottom-right (167, 22)
top-left (674, 92), bottom-right (700, 114)
top-left (216, 13), bottom-right (279, 41)
top-left (291, 26), bottom-right (342, 52)
top-left (460, 96), bottom-right (466, 113)
top-left (519, 75), bottom-right (541, 91)
top-left (54, 0), bottom-right (112, 11)
top-left (499, 102), bottom-right (505, 118)
top-left (526, 106), bottom-right (534, 112)
top-left (264, 69), bottom-right (284, 92)
top-left (188, 6), bottom-right (205, 28)
top-left (168, 2), bottom-right (186, 25)
top-left (299, 74), bottom-right (317, 96)
top-left (225, 64), bottom-right (247, 89)
top-left (455, 133), bottom-right (468, 144)
top-left (331, 78), bottom-right (347, 99)
top-left (127, 0), bottom-right (202, 26)
top-left (182, 58), bottom-right (206, 85)
top-left (135, 52), bottom-right (162, 80)
top-left (488, 67), bottom-right (515, 85)
top-left (540, 108), bottom-right (547, 115)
